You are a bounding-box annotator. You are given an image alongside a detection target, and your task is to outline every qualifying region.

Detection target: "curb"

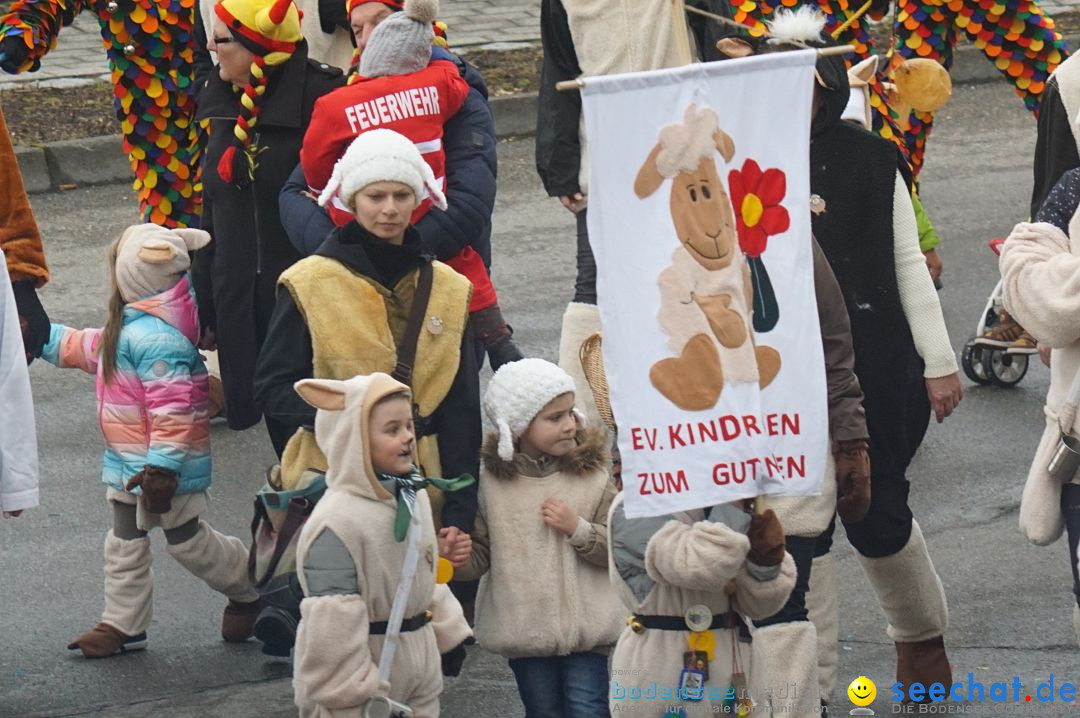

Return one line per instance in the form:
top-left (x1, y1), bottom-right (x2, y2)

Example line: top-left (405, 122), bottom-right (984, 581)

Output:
top-left (13, 34), bottom-right (1074, 194)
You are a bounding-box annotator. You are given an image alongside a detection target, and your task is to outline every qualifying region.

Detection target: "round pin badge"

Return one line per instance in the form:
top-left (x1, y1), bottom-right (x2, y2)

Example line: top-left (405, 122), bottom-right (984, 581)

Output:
top-left (684, 604), bottom-right (712, 632)
top-left (427, 316), bottom-right (444, 335)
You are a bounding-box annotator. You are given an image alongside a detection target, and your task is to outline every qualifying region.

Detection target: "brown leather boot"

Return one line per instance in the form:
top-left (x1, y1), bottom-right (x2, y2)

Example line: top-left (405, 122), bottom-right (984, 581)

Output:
top-left (67, 622), bottom-right (147, 658)
top-left (222, 599), bottom-right (261, 642)
top-left (896, 636), bottom-right (952, 702)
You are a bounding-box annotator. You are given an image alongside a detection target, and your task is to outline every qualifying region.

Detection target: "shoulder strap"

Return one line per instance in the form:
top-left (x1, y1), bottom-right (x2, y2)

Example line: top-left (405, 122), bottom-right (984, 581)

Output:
top-left (392, 262), bottom-right (434, 387)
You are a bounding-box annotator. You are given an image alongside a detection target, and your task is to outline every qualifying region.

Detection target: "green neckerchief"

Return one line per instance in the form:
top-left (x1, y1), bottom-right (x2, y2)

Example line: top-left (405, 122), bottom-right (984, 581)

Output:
top-left (378, 465), bottom-right (475, 542)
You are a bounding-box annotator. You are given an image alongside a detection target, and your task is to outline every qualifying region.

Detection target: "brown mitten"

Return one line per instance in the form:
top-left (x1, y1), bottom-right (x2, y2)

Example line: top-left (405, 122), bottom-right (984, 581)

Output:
top-left (834, 439), bottom-right (871, 523)
top-left (125, 466), bottom-right (178, 514)
top-left (746, 508), bottom-right (785, 567)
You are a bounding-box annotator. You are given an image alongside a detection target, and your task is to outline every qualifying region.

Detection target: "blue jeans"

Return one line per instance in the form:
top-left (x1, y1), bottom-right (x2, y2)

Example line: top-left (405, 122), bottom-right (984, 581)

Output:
top-left (508, 651), bottom-right (610, 717)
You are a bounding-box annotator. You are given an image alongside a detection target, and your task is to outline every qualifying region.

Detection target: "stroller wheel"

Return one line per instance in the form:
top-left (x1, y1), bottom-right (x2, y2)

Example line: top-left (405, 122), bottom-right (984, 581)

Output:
top-left (987, 348), bottom-right (1028, 387)
top-left (961, 339), bottom-right (993, 384)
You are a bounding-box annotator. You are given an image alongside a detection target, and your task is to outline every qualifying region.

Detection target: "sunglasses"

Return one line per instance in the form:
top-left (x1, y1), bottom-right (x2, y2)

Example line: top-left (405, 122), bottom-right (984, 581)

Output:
top-left (211, 35), bottom-right (237, 45)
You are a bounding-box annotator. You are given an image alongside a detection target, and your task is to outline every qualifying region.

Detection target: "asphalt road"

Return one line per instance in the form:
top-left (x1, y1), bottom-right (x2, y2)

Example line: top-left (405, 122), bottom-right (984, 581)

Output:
top-left (1, 76), bottom-right (1076, 717)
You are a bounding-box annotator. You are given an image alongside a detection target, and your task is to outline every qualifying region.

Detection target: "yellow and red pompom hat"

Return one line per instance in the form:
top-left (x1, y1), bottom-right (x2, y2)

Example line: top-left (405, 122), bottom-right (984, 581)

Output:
top-left (214, 0), bottom-right (304, 187)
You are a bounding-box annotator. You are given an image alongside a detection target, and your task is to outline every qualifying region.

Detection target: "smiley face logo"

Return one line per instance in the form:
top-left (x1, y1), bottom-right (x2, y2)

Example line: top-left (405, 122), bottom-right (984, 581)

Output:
top-left (847, 676), bottom-right (876, 707)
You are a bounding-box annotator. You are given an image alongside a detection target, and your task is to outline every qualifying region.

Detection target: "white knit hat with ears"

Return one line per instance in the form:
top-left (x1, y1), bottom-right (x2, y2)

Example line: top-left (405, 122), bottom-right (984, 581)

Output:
top-left (317, 128), bottom-right (448, 212)
top-left (483, 358), bottom-right (585, 461)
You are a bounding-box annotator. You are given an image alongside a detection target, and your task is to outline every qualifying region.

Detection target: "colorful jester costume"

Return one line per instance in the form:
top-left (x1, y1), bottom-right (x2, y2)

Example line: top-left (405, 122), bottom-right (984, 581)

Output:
top-left (726, 0), bottom-right (1068, 177)
top-left (0, 0), bottom-right (201, 227)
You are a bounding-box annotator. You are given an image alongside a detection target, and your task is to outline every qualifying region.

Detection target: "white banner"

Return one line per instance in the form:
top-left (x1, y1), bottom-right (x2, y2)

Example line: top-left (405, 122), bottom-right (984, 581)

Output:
top-left (582, 51), bottom-right (829, 518)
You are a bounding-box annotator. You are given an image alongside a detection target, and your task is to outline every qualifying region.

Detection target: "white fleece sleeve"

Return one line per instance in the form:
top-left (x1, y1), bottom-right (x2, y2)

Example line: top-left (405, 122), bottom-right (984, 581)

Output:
top-left (644, 519), bottom-right (750, 591)
top-left (892, 173), bottom-right (958, 378)
top-left (293, 594), bottom-right (383, 711)
top-left (1000, 222), bottom-right (1080, 347)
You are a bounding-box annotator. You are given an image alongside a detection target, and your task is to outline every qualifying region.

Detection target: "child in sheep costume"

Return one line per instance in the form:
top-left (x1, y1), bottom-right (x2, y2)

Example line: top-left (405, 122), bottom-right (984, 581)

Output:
top-left (40, 223), bottom-right (259, 658)
top-left (453, 358), bottom-right (624, 717)
top-left (607, 496), bottom-right (796, 716)
top-left (292, 372), bottom-right (472, 717)
top-left (999, 167), bottom-right (1080, 648)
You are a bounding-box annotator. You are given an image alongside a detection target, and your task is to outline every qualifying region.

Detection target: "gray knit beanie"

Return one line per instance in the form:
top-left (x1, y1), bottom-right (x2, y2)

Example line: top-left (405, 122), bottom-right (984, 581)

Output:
top-left (358, 0), bottom-right (438, 78)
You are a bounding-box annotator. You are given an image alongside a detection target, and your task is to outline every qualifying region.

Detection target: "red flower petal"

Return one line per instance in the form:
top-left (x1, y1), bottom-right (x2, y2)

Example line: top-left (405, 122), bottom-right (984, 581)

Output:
top-left (728, 169), bottom-right (746, 207)
top-left (741, 159), bottom-right (762, 192)
top-left (742, 225), bottom-right (768, 258)
top-left (760, 205), bottom-right (790, 235)
top-left (758, 169), bottom-right (787, 206)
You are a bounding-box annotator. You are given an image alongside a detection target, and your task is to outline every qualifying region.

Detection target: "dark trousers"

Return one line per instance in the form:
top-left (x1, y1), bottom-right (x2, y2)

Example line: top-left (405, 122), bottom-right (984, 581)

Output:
top-left (754, 533), bottom-right (824, 627)
top-left (574, 209), bottom-right (597, 305)
top-left (1064, 484), bottom-right (1080, 609)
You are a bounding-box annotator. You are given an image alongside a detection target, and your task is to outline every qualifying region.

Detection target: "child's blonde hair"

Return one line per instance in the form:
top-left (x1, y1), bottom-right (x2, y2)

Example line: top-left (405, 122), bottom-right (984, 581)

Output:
top-left (98, 233), bottom-right (126, 385)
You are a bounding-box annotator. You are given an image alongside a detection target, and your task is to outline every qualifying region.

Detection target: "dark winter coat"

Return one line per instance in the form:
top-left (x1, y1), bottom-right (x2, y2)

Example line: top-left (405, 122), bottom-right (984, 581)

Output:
top-left (192, 42), bottom-right (344, 430)
top-left (278, 46), bottom-right (497, 265)
top-left (1032, 74), bottom-right (1080, 218)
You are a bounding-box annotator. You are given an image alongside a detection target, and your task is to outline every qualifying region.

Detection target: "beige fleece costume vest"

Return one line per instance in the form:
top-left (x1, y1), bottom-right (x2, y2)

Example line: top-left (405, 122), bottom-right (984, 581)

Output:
top-left (564, 0), bottom-right (692, 193)
top-left (462, 452), bottom-right (624, 659)
top-left (292, 373), bottom-right (471, 718)
top-left (607, 495), bottom-right (797, 717)
top-left (277, 256), bottom-right (471, 492)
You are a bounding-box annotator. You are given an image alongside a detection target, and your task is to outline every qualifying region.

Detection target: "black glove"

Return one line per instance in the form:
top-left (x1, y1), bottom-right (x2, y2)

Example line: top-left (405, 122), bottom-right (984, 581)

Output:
top-left (441, 641), bottom-right (469, 677)
top-left (11, 280), bottom-right (50, 362)
top-left (0, 35), bottom-right (39, 74)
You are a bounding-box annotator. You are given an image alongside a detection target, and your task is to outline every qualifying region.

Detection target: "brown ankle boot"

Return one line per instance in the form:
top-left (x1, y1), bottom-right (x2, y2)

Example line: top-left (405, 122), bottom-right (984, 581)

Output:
top-left (896, 636), bottom-right (952, 702)
top-left (67, 622), bottom-right (147, 658)
top-left (222, 599), bottom-right (261, 642)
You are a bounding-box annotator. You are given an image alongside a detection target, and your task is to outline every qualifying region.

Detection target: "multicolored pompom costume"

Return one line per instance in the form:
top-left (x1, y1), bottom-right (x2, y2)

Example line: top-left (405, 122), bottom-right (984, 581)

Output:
top-left (725, 0), bottom-right (1069, 177)
top-left (0, 0), bottom-right (201, 227)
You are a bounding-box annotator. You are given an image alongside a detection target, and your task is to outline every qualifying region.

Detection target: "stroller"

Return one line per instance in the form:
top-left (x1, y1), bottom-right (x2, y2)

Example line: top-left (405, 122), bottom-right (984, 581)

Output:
top-left (960, 238), bottom-right (1034, 387)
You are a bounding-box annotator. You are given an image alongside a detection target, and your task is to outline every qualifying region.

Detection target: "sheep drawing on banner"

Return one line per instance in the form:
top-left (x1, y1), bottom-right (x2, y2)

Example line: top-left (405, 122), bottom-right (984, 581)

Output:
top-left (635, 103), bottom-right (782, 412)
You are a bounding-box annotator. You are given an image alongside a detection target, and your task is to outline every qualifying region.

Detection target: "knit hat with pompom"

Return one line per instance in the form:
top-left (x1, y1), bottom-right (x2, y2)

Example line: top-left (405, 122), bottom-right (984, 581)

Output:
top-left (358, 0), bottom-right (438, 78)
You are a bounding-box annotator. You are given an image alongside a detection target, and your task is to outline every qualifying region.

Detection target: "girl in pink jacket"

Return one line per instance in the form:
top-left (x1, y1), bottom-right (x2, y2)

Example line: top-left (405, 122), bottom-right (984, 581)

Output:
top-left (41, 223), bottom-right (259, 658)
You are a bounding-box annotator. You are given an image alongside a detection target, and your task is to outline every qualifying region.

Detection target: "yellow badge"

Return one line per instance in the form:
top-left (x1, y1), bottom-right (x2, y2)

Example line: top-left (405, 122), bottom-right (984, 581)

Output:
top-left (435, 556), bottom-right (455, 584)
top-left (687, 630), bottom-right (717, 661)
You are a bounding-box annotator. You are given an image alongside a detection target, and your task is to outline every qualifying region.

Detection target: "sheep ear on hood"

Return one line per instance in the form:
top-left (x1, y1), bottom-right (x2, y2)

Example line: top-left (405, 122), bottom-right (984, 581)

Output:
top-left (137, 238), bottom-right (178, 264)
top-left (172, 228), bottom-right (212, 252)
top-left (294, 379), bottom-right (348, 411)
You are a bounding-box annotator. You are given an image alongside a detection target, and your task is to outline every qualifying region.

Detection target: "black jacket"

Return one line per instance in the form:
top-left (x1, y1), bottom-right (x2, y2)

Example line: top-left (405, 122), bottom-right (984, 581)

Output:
top-left (278, 46), bottom-right (498, 265)
top-left (192, 43), bottom-right (345, 430)
top-left (810, 61), bottom-right (930, 471)
top-left (1031, 74), bottom-right (1080, 218)
top-left (253, 223), bottom-right (481, 532)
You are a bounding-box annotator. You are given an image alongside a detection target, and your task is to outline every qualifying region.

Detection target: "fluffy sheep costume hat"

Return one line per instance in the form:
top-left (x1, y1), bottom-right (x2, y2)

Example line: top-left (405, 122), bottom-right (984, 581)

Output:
top-left (317, 128), bottom-right (448, 212)
top-left (115, 223), bottom-right (211, 303)
top-left (293, 372), bottom-right (411, 498)
top-left (484, 358), bottom-right (585, 461)
top-left (359, 0), bottom-right (439, 78)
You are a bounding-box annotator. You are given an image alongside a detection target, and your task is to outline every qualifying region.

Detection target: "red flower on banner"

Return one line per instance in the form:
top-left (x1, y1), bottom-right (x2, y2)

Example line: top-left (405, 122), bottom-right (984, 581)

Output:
top-left (728, 159), bottom-right (790, 258)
